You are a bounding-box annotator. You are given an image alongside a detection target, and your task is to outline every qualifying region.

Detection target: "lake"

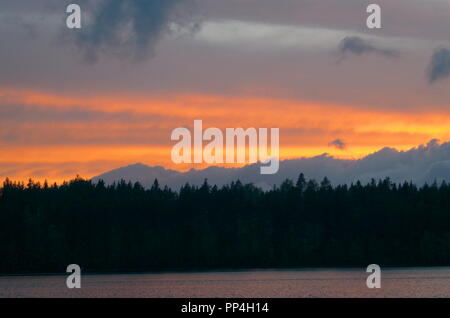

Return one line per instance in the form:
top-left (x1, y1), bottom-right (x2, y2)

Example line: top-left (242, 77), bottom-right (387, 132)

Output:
top-left (1, 267), bottom-right (450, 298)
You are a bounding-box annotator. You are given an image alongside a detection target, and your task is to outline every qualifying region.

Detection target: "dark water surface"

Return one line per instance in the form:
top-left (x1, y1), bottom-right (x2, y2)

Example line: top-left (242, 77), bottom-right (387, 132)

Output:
top-left (1, 267), bottom-right (450, 298)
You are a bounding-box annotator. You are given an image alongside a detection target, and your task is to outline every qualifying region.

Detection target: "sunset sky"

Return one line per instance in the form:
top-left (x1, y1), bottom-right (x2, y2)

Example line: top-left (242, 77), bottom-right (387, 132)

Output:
top-left (1, 0), bottom-right (450, 183)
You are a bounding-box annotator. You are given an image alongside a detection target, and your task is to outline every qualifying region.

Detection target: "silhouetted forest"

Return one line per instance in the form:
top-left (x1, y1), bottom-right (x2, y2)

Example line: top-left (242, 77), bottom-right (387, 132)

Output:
top-left (1, 175), bottom-right (450, 274)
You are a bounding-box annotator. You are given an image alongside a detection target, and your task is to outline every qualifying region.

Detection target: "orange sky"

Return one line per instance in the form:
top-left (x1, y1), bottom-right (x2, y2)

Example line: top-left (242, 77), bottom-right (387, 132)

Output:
top-left (1, 88), bottom-right (450, 184)
top-left (2, 0), bottom-right (450, 186)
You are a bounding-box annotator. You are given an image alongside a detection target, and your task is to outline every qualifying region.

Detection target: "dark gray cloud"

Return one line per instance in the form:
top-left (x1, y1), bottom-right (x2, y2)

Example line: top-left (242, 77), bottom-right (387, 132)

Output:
top-left (69, 0), bottom-right (199, 62)
top-left (428, 48), bottom-right (450, 83)
top-left (339, 36), bottom-right (398, 58)
top-left (329, 139), bottom-right (346, 150)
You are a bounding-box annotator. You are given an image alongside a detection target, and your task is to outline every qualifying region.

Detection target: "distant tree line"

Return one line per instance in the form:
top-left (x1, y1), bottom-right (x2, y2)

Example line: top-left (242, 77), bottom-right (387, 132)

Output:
top-left (1, 175), bottom-right (450, 274)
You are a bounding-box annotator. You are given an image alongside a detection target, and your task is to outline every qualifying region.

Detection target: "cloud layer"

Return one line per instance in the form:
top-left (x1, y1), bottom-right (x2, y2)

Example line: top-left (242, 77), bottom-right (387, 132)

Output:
top-left (93, 140), bottom-right (450, 190)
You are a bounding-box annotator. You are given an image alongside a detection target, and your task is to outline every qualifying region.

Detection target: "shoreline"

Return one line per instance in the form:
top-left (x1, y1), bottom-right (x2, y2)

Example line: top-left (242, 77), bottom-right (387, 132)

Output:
top-left (2, 265), bottom-right (450, 278)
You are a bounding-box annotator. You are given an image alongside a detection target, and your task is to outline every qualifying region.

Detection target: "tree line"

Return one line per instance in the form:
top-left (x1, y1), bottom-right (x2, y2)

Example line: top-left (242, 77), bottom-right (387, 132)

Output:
top-left (1, 175), bottom-right (450, 274)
